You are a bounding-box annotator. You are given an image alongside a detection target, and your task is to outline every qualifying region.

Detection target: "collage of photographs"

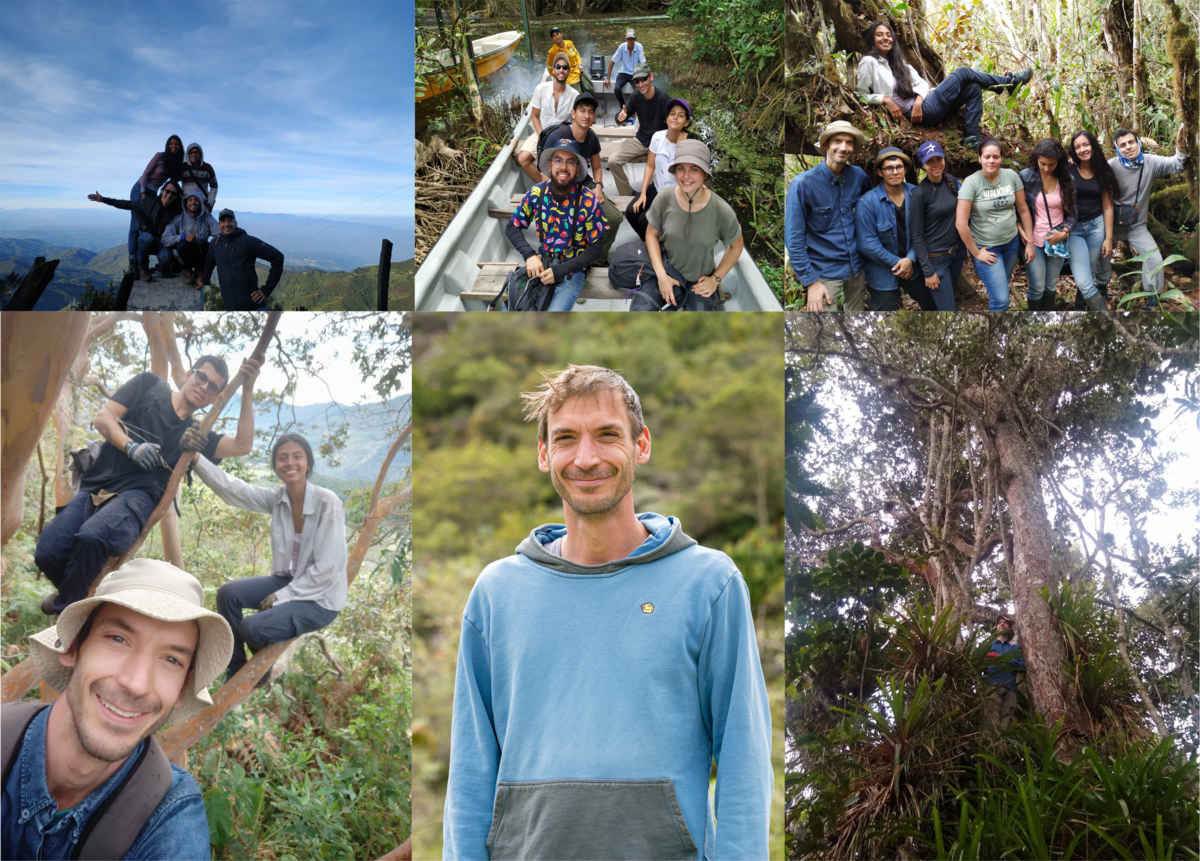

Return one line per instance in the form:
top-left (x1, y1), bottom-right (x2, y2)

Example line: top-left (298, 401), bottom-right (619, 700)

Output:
top-left (0, 1), bottom-right (1196, 861)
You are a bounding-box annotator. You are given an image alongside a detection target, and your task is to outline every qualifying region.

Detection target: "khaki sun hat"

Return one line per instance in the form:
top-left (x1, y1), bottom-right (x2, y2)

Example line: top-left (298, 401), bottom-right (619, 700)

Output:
top-left (818, 121), bottom-right (866, 151)
top-left (552, 51), bottom-right (570, 68)
top-left (30, 558), bottom-right (234, 725)
top-left (668, 139), bottom-right (713, 176)
top-left (873, 146), bottom-right (913, 172)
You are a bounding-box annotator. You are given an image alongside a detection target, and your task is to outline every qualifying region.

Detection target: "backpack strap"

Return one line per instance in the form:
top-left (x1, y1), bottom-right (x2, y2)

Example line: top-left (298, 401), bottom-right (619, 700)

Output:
top-left (72, 735), bottom-right (173, 861)
top-left (1, 702), bottom-right (50, 790)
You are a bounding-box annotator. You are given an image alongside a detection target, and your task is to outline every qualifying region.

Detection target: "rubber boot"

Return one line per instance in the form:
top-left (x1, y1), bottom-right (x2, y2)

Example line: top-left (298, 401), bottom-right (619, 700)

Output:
top-left (1042, 291), bottom-right (1057, 311)
top-left (1082, 289), bottom-right (1108, 311)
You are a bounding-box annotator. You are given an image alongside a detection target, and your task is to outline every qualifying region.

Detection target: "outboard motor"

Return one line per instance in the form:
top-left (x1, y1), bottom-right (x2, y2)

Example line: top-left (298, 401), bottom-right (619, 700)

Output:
top-left (589, 55), bottom-right (605, 80)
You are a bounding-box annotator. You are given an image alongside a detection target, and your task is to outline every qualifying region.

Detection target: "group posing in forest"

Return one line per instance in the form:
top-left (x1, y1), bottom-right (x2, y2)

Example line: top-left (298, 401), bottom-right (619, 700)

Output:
top-left (502, 26), bottom-right (743, 310)
top-left (86, 135), bottom-right (285, 310)
top-left (785, 20), bottom-right (1190, 311)
top-left (3, 355), bottom-right (350, 858)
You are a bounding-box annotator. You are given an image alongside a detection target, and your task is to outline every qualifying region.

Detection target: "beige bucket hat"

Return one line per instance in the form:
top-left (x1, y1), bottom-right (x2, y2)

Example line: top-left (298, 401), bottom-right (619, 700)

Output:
top-left (30, 559), bottom-right (234, 725)
top-left (668, 139), bottom-right (713, 176)
top-left (818, 121), bottom-right (867, 151)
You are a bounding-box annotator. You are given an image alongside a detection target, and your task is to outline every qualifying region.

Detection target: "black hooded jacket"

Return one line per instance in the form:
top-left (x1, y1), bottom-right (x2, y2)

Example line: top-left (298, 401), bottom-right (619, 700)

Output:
top-left (201, 228), bottom-right (285, 310)
top-left (97, 192), bottom-right (182, 239)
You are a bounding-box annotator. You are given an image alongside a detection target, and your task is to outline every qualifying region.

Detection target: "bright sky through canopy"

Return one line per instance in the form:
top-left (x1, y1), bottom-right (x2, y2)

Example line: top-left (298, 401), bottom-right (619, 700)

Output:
top-left (0, 0), bottom-right (413, 218)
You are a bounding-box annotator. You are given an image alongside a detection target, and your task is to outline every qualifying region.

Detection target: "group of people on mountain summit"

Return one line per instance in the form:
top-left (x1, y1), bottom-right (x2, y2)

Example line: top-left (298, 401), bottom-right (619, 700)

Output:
top-left (86, 135), bottom-right (284, 310)
top-left (785, 20), bottom-right (1190, 312)
top-left (506, 27), bottom-right (743, 310)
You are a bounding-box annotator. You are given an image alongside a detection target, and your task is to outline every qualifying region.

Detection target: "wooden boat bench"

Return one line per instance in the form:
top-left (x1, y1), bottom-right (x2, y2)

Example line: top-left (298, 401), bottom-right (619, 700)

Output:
top-left (489, 193), bottom-right (634, 219)
top-left (459, 262), bottom-right (634, 302)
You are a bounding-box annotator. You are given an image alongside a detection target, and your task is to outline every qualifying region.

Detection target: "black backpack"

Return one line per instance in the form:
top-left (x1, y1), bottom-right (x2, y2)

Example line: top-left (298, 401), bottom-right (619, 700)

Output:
top-left (486, 265), bottom-right (556, 312)
top-left (608, 241), bottom-right (697, 311)
top-left (1, 702), bottom-right (174, 860)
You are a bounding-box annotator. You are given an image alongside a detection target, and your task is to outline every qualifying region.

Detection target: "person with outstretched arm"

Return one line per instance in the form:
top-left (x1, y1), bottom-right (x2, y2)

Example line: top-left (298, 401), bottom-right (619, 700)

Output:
top-left (199, 210), bottom-right (285, 311)
top-left (88, 182), bottom-right (183, 282)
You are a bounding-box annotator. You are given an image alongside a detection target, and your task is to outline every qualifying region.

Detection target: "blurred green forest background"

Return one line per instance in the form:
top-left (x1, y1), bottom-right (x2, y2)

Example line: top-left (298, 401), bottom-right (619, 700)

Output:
top-left (411, 313), bottom-right (787, 859)
top-left (1, 312), bottom-right (412, 860)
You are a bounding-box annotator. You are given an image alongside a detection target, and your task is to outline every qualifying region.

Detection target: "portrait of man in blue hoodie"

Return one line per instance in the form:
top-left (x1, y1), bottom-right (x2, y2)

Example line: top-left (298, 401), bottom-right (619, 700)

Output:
top-left (442, 364), bottom-right (773, 861)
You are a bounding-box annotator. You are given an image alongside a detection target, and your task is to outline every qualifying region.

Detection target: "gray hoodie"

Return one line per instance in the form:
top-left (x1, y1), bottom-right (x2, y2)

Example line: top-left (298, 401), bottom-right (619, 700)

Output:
top-left (161, 190), bottom-right (218, 247)
top-left (1107, 147), bottom-right (1188, 227)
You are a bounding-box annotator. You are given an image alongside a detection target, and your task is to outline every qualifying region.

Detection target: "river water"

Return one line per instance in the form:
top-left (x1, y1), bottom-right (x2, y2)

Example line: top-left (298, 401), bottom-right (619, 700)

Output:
top-left (418, 17), bottom-right (784, 286)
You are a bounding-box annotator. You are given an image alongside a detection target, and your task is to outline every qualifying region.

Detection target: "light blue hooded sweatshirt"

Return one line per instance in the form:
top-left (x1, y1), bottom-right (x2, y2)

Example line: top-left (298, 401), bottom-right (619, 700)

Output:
top-left (443, 513), bottom-right (772, 860)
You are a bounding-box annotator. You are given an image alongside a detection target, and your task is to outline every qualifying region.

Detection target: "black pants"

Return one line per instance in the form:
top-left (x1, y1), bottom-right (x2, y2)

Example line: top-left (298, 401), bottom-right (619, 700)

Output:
top-left (173, 237), bottom-right (209, 271)
top-left (900, 275), bottom-right (939, 310)
top-left (625, 182), bottom-right (659, 242)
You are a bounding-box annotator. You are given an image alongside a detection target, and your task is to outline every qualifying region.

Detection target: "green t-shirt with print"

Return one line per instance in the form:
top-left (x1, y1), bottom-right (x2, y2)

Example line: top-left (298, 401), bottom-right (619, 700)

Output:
top-left (958, 168), bottom-right (1021, 248)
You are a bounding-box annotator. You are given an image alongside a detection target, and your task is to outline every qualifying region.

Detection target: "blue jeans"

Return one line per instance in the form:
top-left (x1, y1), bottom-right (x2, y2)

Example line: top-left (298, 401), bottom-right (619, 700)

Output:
top-left (127, 179), bottom-right (153, 261)
top-left (925, 245), bottom-right (966, 311)
top-left (1026, 243), bottom-right (1067, 303)
top-left (136, 232), bottom-right (166, 270)
top-left (918, 67), bottom-right (1013, 138)
top-left (501, 268), bottom-right (586, 311)
top-left (34, 489), bottom-right (157, 613)
top-left (216, 575), bottom-right (340, 676)
top-left (1067, 215), bottom-right (1107, 299)
top-left (971, 233), bottom-right (1021, 311)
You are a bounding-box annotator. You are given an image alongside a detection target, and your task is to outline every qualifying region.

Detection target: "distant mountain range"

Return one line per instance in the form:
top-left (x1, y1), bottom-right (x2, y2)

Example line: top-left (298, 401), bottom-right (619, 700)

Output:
top-left (1, 237), bottom-right (414, 310)
top-left (0, 208), bottom-right (414, 268)
top-left (222, 394), bottom-right (412, 483)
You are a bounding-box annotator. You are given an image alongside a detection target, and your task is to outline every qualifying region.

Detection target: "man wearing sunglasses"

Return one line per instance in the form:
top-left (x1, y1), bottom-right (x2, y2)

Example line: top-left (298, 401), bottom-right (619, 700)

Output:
top-left (610, 63), bottom-right (671, 198)
top-left (516, 51), bottom-right (578, 183)
top-left (88, 181), bottom-right (183, 281)
top-left (34, 354), bottom-right (261, 617)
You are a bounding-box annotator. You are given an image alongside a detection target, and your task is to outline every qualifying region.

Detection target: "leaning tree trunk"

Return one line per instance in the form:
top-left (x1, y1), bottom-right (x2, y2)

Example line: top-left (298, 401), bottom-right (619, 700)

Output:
top-left (991, 417), bottom-right (1091, 750)
top-left (1163, 0), bottom-right (1198, 206)
top-left (1102, 0), bottom-right (1134, 118)
top-left (1, 313), bottom-right (91, 548)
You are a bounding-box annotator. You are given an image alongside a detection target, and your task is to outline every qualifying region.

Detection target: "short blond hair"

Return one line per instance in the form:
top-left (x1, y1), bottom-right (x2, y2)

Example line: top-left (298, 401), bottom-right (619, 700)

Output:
top-left (521, 365), bottom-right (644, 446)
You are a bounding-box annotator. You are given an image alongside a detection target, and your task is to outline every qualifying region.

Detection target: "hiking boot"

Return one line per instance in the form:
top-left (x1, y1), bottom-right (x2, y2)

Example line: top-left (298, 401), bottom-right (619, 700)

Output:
top-left (181, 269), bottom-right (194, 287)
top-left (963, 135), bottom-right (982, 151)
top-left (1042, 291), bottom-right (1058, 311)
top-left (1007, 68), bottom-right (1033, 92)
top-left (126, 258), bottom-right (139, 276)
top-left (255, 668), bottom-right (274, 690)
top-left (41, 592), bottom-right (59, 616)
top-left (1081, 290), bottom-right (1109, 311)
top-left (139, 268), bottom-right (152, 282)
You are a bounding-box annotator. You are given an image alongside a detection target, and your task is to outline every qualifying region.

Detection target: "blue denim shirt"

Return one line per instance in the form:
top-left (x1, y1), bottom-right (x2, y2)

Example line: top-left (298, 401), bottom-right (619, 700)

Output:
top-left (785, 161), bottom-right (870, 286)
top-left (856, 181), bottom-right (918, 291)
top-left (983, 638), bottom-right (1025, 692)
top-left (1, 704), bottom-right (211, 860)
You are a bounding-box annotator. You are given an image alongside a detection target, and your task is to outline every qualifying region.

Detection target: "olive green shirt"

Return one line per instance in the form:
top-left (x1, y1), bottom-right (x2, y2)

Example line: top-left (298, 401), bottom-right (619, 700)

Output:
top-left (958, 168), bottom-right (1021, 248)
top-left (647, 189), bottom-right (742, 282)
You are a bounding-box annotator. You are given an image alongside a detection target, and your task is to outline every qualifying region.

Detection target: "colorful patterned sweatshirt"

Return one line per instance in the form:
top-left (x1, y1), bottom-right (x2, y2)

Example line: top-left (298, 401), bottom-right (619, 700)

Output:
top-left (504, 181), bottom-right (608, 280)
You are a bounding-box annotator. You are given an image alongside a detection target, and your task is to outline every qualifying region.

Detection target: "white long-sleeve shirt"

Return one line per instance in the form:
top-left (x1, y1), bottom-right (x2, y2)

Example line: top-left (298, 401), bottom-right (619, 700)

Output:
top-left (193, 455), bottom-right (349, 612)
top-left (856, 54), bottom-right (930, 106)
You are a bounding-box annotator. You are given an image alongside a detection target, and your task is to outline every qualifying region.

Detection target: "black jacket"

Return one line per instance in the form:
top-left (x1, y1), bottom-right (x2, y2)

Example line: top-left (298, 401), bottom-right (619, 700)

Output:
top-left (201, 228), bottom-right (285, 311)
top-left (99, 194), bottom-right (180, 239)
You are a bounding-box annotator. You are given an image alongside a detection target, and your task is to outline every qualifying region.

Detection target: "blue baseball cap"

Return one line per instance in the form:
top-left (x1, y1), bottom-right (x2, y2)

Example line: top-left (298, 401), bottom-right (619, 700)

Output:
top-left (917, 140), bottom-right (946, 164)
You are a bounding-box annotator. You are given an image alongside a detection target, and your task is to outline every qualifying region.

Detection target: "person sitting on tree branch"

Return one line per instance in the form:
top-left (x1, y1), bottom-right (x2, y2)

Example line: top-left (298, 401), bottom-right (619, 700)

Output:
top-left (34, 355), bottom-right (261, 617)
top-left (183, 433), bottom-right (347, 685)
top-left (855, 21), bottom-right (1031, 150)
top-left (982, 613), bottom-right (1024, 729)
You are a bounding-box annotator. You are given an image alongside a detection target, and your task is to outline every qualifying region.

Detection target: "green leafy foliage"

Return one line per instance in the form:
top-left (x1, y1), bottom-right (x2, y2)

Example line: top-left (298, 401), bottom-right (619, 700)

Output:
top-left (670, 0), bottom-right (781, 84)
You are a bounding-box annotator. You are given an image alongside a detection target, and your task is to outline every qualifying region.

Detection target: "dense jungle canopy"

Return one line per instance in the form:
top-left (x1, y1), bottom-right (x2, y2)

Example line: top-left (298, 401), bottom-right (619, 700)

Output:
top-left (784, 312), bottom-right (1199, 860)
top-left (784, 0), bottom-right (1199, 281)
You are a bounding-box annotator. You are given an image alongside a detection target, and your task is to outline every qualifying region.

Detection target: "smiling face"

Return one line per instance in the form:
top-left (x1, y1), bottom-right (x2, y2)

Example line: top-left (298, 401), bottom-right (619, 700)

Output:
top-left (59, 603), bottom-right (197, 763)
top-left (182, 360), bottom-right (225, 410)
top-left (538, 390), bottom-right (651, 518)
top-left (873, 24), bottom-right (894, 54)
top-left (634, 73), bottom-right (653, 95)
top-left (1071, 134), bottom-right (1092, 164)
top-left (825, 132), bottom-right (857, 165)
top-left (159, 183), bottom-right (179, 206)
top-left (184, 195), bottom-right (201, 215)
top-left (548, 150), bottom-right (579, 188)
top-left (878, 156), bottom-right (906, 187)
top-left (187, 147), bottom-right (202, 166)
top-left (979, 143), bottom-right (1003, 174)
top-left (219, 215), bottom-right (237, 235)
top-left (553, 60), bottom-right (569, 81)
top-left (552, 30), bottom-right (563, 46)
top-left (666, 105), bottom-right (689, 131)
top-left (1116, 132), bottom-right (1140, 159)
top-left (167, 137), bottom-right (182, 154)
top-left (923, 155), bottom-right (945, 182)
top-left (274, 441), bottom-right (309, 486)
top-left (674, 162), bottom-right (707, 193)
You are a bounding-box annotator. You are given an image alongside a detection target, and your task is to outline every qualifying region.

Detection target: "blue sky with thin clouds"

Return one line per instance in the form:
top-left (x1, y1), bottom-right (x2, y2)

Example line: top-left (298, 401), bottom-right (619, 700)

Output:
top-left (0, 0), bottom-right (413, 219)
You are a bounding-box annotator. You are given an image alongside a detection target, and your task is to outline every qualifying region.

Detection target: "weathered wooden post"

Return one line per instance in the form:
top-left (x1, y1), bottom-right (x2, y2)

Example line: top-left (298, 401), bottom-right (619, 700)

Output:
top-left (3, 257), bottom-right (60, 311)
top-left (378, 238), bottom-right (394, 311)
top-left (113, 271), bottom-right (137, 311)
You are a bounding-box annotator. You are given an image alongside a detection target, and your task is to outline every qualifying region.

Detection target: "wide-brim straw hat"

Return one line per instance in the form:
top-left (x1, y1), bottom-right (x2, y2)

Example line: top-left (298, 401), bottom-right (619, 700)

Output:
top-left (668, 139), bottom-right (713, 176)
top-left (818, 121), bottom-right (866, 151)
top-left (30, 559), bottom-right (234, 726)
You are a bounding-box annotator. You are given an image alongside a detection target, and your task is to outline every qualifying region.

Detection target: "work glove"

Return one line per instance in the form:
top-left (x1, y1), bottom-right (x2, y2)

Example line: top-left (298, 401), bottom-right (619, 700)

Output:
top-left (124, 440), bottom-right (162, 471)
top-left (180, 426), bottom-right (209, 452)
top-left (258, 593), bottom-right (277, 611)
